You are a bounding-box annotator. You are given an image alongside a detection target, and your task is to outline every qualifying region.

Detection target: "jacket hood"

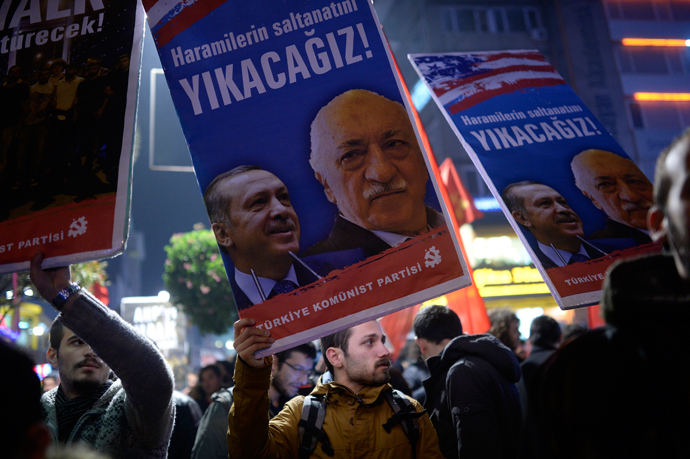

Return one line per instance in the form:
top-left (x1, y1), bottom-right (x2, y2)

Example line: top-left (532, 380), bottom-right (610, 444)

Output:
top-left (431, 334), bottom-right (521, 383)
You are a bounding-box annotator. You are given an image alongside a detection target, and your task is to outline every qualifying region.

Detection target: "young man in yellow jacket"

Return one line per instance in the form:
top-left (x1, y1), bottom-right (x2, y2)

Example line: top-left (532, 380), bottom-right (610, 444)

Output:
top-left (228, 318), bottom-right (444, 458)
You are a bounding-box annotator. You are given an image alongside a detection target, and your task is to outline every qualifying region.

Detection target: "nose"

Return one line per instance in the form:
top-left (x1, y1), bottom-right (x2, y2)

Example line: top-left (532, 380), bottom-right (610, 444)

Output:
top-left (554, 201), bottom-right (569, 212)
top-left (364, 145), bottom-right (397, 184)
top-left (618, 181), bottom-right (643, 202)
top-left (268, 196), bottom-right (290, 217)
top-left (83, 345), bottom-right (97, 358)
top-left (377, 341), bottom-right (391, 359)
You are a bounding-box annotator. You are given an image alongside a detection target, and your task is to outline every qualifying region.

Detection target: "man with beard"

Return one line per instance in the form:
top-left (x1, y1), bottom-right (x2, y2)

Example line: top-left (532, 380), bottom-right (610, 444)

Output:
top-left (205, 165), bottom-right (357, 309)
top-left (571, 149), bottom-right (654, 244)
top-left (502, 181), bottom-right (608, 268)
top-left (191, 342), bottom-right (316, 459)
top-left (30, 252), bottom-right (175, 457)
top-left (524, 129), bottom-right (690, 458)
top-left (305, 89), bottom-right (445, 259)
top-left (228, 319), bottom-right (444, 458)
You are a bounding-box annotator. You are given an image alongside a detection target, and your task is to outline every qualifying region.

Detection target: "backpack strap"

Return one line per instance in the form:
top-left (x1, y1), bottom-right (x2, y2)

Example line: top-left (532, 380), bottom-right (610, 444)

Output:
top-left (298, 394), bottom-right (334, 458)
top-left (382, 389), bottom-right (425, 459)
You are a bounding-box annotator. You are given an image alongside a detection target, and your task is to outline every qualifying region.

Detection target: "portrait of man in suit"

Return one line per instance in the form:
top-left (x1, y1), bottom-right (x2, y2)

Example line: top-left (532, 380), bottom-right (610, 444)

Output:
top-left (204, 165), bottom-right (318, 310)
top-left (571, 149), bottom-right (654, 244)
top-left (305, 89), bottom-right (445, 258)
top-left (502, 181), bottom-right (607, 268)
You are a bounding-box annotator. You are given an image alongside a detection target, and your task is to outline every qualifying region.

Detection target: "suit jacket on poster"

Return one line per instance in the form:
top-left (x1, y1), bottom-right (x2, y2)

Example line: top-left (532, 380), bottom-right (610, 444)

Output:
top-left (304, 206), bottom-right (446, 259)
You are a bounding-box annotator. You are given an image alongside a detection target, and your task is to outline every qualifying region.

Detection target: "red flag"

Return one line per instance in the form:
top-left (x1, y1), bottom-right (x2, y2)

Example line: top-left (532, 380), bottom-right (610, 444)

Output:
top-left (439, 158), bottom-right (483, 226)
top-left (379, 51), bottom-right (490, 358)
top-left (587, 304), bottom-right (605, 329)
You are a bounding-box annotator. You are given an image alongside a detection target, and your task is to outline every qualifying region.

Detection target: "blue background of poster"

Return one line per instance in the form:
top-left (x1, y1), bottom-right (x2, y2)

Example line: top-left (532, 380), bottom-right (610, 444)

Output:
top-left (447, 84), bottom-right (631, 251)
top-left (155, 0), bottom-right (442, 254)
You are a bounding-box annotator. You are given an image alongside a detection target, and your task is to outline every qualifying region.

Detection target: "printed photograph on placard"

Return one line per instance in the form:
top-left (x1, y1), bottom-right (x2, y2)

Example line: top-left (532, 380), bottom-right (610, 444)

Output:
top-left (0, 0), bottom-right (145, 273)
top-left (409, 51), bottom-right (662, 309)
top-left (143, 0), bottom-right (470, 354)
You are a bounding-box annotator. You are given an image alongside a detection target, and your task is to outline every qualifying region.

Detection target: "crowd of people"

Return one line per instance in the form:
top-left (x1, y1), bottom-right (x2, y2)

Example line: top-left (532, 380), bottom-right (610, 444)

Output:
top-left (3, 129), bottom-right (690, 458)
top-left (0, 55), bottom-right (130, 220)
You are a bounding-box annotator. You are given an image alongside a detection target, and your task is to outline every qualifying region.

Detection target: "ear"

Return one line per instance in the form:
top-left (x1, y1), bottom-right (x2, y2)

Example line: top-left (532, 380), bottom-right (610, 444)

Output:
top-left (512, 211), bottom-right (531, 228)
top-left (46, 347), bottom-right (58, 368)
top-left (648, 204), bottom-right (668, 243)
top-left (211, 222), bottom-right (233, 249)
top-left (325, 347), bottom-right (344, 371)
top-left (271, 355), bottom-right (280, 373)
top-left (315, 172), bottom-right (337, 205)
top-left (415, 337), bottom-right (429, 359)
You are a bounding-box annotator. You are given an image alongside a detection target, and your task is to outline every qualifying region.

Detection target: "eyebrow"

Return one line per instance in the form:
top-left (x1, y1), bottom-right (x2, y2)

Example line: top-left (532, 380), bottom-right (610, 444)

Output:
top-left (360, 333), bottom-right (379, 341)
top-left (336, 129), bottom-right (405, 151)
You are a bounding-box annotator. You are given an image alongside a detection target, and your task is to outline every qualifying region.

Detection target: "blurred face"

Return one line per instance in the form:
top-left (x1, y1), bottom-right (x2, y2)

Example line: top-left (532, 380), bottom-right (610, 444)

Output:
top-left (312, 91), bottom-right (429, 236)
top-left (509, 319), bottom-right (521, 350)
top-left (573, 150), bottom-right (653, 229)
top-left (200, 369), bottom-right (221, 396)
top-left (213, 170), bottom-right (300, 274)
top-left (513, 184), bottom-right (583, 247)
top-left (272, 351), bottom-right (314, 399)
top-left (42, 376), bottom-right (58, 392)
top-left (38, 69), bottom-right (50, 84)
top-left (47, 327), bottom-right (110, 399)
top-left (340, 321), bottom-right (391, 391)
top-left (657, 137), bottom-right (690, 279)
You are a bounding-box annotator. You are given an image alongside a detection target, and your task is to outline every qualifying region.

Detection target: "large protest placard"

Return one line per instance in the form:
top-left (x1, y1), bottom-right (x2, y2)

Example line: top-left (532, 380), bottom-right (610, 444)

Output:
top-left (0, 0), bottom-right (144, 274)
top-left (410, 51), bottom-right (662, 309)
top-left (143, 0), bottom-right (470, 354)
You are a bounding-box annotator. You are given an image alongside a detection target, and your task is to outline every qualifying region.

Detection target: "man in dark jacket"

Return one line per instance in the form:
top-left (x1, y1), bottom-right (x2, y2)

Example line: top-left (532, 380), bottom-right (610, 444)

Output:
top-left (413, 305), bottom-right (522, 459)
top-left (516, 315), bottom-right (561, 415)
top-left (526, 128), bottom-right (690, 459)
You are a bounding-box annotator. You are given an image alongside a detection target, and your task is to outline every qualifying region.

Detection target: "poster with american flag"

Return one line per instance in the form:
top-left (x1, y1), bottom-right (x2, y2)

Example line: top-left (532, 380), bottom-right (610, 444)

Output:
top-left (410, 51), bottom-right (662, 309)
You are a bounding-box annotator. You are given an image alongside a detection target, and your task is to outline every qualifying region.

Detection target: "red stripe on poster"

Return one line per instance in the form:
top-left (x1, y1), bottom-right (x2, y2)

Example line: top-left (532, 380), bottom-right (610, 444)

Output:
top-left (239, 226), bottom-right (463, 341)
top-left (153, 0), bottom-right (227, 49)
top-left (446, 77), bottom-right (565, 115)
top-left (545, 242), bottom-right (664, 297)
top-left (0, 195), bottom-right (117, 263)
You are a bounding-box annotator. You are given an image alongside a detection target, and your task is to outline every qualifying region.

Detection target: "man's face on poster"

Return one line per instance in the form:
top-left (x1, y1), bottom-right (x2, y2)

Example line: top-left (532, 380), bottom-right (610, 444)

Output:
top-left (572, 150), bottom-right (653, 230)
top-left (214, 169), bottom-right (300, 270)
top-left (512, 184), bottom-right (584, 244)
top-left (311, 90), bottom-right (429, 236)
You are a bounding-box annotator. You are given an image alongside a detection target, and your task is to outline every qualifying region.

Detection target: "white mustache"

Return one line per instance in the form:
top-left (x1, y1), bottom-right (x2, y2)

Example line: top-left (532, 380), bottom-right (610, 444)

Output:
top-left (363, 178), bottom-right (407, 201)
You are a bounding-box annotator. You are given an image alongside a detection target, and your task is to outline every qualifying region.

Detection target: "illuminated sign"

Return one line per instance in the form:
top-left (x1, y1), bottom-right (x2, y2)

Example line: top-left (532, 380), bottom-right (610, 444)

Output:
top-left (634, 93), bottom-right (690, 102)
top-left (121, 297), bottom-right (187, 353)
top-left (622, 38), bottom-right (689, 47)
top-left (473, 266), bottom-right (549, 297)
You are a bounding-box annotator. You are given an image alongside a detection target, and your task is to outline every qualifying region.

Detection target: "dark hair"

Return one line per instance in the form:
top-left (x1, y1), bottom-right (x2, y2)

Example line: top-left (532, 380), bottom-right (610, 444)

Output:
top-left (49, 317), bottom-right (65, 351)
top-left (654, 128), bottom-right (690, 212)
top-left (320, 328), bottom-right (353, 375)
top-left (0, 340), bottom-right (43, 458)
top-left (275, 341), bottom-right (317, 368)
top-left (199, 364), bottom-right (221, 380)
top-left (529, 315), bottom-right (561, 348)
top-left (502, 180), bottom-right (541, 214)
top-left (413, 305), bottom-right (463, 344)
top-left (488, 308), bottom-right (519, 350)
top-left (203, 165), bottom-right (263, 224)
top-left (50, 58), bottom-right (67, 70)
top-left (561, 323), bottom-right (588, 344)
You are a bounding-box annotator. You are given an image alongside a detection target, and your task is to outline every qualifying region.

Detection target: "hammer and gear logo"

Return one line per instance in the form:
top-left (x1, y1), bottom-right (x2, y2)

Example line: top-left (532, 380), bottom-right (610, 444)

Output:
top-left (68, 217), bottom-right (88, 237)
top-left (424, 246), bottom-right (442, 268)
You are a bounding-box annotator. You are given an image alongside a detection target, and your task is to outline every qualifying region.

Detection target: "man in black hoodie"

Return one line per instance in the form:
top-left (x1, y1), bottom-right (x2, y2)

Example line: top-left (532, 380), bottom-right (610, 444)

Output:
top-left (413, 305), bottom-right (522, 459)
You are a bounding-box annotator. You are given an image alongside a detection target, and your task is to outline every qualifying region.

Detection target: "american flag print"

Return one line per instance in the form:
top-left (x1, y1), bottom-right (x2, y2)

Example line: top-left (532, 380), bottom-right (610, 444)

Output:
top-left (411, 51), bottom-right (566, 115)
